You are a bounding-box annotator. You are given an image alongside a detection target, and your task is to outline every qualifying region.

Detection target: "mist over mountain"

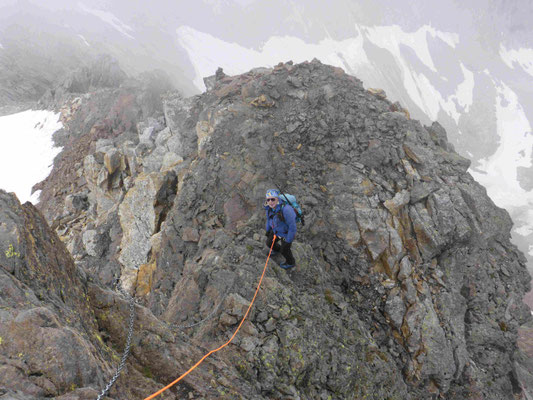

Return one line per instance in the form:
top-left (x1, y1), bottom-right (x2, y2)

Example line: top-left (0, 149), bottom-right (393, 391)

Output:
top-left (0, 0), bottom-right (197, 110)
top-left (1, 1), bottom-right (533, 398)
top-left (4, 0), bottom-right (532, 280)
top-left (2, 0), bottom-right (532, 100)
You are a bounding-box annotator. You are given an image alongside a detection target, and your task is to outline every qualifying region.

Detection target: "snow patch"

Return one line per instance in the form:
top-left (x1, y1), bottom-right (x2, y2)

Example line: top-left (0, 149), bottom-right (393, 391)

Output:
top-left (469, 80), bottom-right (533, 243)
top-left (78, 3), bottom-right (135, 40)
top-left (455, 63), bottom-right (474, 112)
top-left (176, 23), bottom-right (465, 114)
top-left (500, 45), bottom-right (533, 78)
top-left (529, 245), bottom-right (533, 257)
top-left (363, 24), bottom-right (458, 73)
top-left (0, 110), bottom-right (63, 204)
top-left (403, 68), bottom-right (473, 123)
top-left (77, 34), bottom-right (90, 47)
top-left (177, 24), bottom-right (469, 123)
top-left (0, 43), bottom-right (4, 50)
top-left (362, 25), bottom-right (467, 121)
top-left (176, 25), bottom-right (369, 91)
top-left (516, 224), bottom-right (533, 237)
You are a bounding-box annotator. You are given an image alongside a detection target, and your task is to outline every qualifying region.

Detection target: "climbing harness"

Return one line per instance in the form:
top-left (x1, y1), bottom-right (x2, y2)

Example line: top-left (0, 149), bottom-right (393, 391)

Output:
top-left (143, 235), bottom-right (277, 400)
top-left (96, 281), bottom-right (136, 400)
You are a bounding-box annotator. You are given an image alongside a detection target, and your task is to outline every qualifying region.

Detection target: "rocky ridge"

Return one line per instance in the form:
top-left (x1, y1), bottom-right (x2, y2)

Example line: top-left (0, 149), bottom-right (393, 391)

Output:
top-left (1, 58), bottom-right (532, 399)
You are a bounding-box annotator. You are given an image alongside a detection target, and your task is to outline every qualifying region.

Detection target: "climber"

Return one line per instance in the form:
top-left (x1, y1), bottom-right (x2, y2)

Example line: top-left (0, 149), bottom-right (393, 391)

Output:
top-left (264, 189), bottom-right (296, 270)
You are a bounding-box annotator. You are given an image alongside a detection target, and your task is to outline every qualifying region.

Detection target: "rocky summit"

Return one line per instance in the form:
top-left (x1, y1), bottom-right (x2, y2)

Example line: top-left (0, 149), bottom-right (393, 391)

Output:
top-left (1, 58), bottom-right (532, 399)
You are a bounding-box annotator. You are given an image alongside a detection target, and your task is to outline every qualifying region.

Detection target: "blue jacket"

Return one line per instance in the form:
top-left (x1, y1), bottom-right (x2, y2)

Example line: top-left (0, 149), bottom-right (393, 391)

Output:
top-left (265, 203), bottom-right (297, 243)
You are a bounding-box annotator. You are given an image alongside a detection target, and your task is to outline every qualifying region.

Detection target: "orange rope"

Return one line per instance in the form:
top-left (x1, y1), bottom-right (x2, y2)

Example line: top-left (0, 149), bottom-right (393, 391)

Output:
top-left (143, 235), bottom-right (277, 400)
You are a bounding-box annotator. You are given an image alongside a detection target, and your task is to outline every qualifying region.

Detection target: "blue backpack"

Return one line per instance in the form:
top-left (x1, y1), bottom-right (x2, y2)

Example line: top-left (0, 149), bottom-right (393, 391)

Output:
top-left (278, 193), bottom-right (304, 225)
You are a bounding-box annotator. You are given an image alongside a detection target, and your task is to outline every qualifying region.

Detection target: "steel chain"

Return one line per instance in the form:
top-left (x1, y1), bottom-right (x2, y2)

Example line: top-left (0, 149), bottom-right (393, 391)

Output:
top-left (96, 283), bottom-right (136, 400)
top-left (95, 283), bottom-right (228, 398)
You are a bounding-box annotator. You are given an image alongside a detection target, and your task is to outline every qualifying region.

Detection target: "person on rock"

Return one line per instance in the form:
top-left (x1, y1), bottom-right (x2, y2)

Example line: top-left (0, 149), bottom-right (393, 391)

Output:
top-left (264, 189), bottom-right (296, 269)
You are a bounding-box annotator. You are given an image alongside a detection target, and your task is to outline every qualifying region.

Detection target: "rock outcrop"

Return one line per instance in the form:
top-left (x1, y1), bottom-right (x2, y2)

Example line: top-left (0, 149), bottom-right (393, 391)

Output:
top-left (0, 190), bottom-right (105, 399)
top-left (3, 59), bottom-right (531, 399)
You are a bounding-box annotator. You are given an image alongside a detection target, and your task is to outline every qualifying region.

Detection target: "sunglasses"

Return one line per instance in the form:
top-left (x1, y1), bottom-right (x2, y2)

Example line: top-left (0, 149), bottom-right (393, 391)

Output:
top-left (266, 198), bottom-right (277, 202)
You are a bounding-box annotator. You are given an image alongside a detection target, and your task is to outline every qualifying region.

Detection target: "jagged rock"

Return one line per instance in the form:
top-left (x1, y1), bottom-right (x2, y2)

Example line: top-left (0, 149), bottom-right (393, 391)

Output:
top-left (385, 287), bottom-right (405, 330)
top-left (428, 188), bottom-right (472, 243)
top-left (82, 229), bottom-right (106, 257)
top-left (441, 149), bottom-right (471, 171)
top-left (64, 193), bottom-right (89, 213)
top-left (356, 207), bottom-right (389, 260)
top-left (155, 126), bottom-right (172, 146)
top-left (410, 297), bottom-right (456, 390)
top-left (409, 202), bottom-right (445, 260)
top-left (225, 293), bottom-right (250, 318)
top-left (161, 151), bottom-right (183, 171)
top-left (83, 155), bottom-right (116, 214)
top-left (103, 148), bottom-right (121, 174)
top-left (384, 189), bottom-right (410, 215)
top-left (196, 120), bottom-right (214, 152)
top-left (63, 55), bottom-right (126, 93)
top-left (162, 92), bottom-right (197, 158)
top-left (0, 190), bottom-right (105, 398)
top-left (203, 75), bottom-right (216, 91)
top-left (410, 181), bottom-right (439, 203)
top-left (118, 172), bottom-right (165, 291)
top-left (142, 146), bottom-right (165, 172)
top-left (368, 87), bottom-right (387, 99)
top-left (397, 256), bottom-right (413, 281)
top-left (95, 138), bottom-right (114, 155)
top-left (40, 55), bottom-right (127, 112)
top-left (138, 125), bottom-right (157, 144)
top-left (28, 59), bottom-right (532, 399)
top-left (426, 121), bottom-right (450, 149)
top-left (403, 141), bottom-right (434, 165)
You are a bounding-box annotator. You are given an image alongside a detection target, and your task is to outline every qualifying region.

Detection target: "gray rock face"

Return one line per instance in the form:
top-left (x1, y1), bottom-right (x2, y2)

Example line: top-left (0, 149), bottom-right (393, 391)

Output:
top-left (0, 191), bottom-right (104, 398)
top-left (118, 172), bottom-right (165, 291)
top-left (40, 55), bottom-right (127, 109)
top-left (0, 189), bottom-right (222, 399)
top-left (20, 59), bottom-right (533, 399)
top-left (82, 229), bottom-right (106, 257)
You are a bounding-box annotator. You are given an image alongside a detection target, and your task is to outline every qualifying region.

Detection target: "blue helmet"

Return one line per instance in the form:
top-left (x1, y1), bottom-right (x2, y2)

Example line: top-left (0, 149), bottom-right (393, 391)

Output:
top-left (265, 189), bottom-right (280, 199)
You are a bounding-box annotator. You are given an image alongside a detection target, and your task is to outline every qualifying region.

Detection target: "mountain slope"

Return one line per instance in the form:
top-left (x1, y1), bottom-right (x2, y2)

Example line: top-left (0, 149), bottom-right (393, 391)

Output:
top-left (18, 59), bottom-right (531, 399)
top-left (175, 22), bottom-right (533, 294)
top-left (2, 1), bottom-right (532, 282)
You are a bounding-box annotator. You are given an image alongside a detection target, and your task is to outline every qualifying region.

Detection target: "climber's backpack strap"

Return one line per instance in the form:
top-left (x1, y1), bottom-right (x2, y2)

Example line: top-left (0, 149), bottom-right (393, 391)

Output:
top-left (278, 192), bottom-right (304, 225)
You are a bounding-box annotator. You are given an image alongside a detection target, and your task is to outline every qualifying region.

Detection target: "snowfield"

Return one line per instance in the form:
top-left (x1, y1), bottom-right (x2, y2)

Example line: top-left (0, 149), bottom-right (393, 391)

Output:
top-left (0, 110), bottom-right (63, 204)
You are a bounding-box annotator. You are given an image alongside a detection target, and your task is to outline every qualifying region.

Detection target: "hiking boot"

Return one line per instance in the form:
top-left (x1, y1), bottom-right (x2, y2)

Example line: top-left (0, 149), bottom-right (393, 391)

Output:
top-left (279, 263), bottom-right (295, 270)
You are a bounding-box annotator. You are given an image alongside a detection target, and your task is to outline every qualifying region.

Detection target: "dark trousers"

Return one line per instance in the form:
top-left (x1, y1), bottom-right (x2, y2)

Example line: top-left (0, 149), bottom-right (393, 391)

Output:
top-left (266, 231), bottom-right (295, 265)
